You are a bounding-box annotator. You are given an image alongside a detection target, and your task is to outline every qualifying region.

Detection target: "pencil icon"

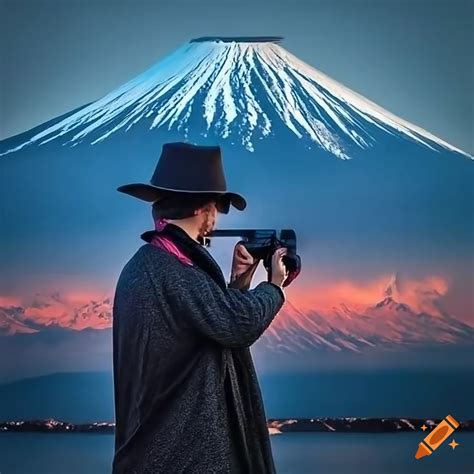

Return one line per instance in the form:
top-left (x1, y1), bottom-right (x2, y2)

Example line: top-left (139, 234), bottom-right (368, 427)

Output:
top-left (415, 414), bottom-right (459, 459)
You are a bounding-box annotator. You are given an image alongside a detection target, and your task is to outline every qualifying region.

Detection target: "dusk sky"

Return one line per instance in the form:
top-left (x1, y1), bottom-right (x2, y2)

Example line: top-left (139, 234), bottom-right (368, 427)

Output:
top-left (0, 0), bottom-right (472, 412)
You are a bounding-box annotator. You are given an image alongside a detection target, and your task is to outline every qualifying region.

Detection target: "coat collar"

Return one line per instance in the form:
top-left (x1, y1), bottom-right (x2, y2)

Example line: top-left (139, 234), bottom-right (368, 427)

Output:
top-left (145, 223), bottom-right (228, 291)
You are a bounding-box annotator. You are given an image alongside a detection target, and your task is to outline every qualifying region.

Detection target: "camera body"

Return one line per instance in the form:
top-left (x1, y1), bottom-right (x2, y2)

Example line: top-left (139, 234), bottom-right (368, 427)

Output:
top-left (204, 229), bottom-right (301, 287)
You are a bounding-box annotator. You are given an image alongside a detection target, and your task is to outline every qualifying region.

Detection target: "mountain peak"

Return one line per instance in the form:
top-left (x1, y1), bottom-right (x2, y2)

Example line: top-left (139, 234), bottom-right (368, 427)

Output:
top-left (376, 296), bottom-right (396, 307)
top-left (372, 296), bottom-right (412, 314)
top-left (375, 296), bottom-right (398, 308)
top-left (190, 36), bottom-right (283, 44)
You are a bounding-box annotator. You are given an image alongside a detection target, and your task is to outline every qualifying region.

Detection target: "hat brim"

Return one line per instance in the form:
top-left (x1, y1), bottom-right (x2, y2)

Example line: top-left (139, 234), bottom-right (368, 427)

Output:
top-left (117, 183), bottom-right (246, 211)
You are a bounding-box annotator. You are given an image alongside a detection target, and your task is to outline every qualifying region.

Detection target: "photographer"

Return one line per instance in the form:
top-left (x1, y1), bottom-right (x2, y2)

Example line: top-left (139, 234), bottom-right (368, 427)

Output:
top-left (113, 142), bottom-right (288, 473)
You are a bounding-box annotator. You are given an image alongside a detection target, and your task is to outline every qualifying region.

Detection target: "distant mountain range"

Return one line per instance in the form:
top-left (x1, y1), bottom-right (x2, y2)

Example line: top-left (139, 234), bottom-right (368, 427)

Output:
top-left (262, 294), bottom-right (474, 355)
top-left (0, 295), bottom-right (112, 335)
top-left (1, 365), bottom-right (473, 423)
top-left (2, 274), bottom-right (472, 354)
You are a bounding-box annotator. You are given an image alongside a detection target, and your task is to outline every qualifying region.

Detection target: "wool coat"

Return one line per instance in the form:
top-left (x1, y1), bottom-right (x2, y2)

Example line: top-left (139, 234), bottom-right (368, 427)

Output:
top-left (112, 223), bottom-right (285, 473)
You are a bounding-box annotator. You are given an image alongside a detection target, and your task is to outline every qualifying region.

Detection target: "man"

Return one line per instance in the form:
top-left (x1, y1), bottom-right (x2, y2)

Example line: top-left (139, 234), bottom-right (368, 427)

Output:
top-left (112, 142), bottom-right (289, 473)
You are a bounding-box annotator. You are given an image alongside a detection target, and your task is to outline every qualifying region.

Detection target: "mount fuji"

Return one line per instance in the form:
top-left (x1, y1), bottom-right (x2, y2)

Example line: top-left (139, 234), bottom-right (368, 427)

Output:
top-left (0, 36), bottom-right (471, 160)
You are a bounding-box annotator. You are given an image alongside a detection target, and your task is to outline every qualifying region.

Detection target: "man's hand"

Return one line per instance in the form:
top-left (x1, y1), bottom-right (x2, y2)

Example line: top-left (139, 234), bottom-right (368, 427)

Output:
top-left (270, 247), bottom-right (289, 287)
top-left (228, 243), bottom-right (260, 290)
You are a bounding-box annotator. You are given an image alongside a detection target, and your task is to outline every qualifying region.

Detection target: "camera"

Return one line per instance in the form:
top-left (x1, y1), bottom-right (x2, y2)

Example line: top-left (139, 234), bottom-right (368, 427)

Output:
top-left (203, 229), bottom-right (301, 287)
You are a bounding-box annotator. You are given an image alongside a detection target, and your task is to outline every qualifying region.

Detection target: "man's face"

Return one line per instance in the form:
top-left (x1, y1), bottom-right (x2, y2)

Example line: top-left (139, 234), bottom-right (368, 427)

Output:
top-left (197, 201), bottom-right (219, 237)
top-left (208, 201), bottom-right (219, 233)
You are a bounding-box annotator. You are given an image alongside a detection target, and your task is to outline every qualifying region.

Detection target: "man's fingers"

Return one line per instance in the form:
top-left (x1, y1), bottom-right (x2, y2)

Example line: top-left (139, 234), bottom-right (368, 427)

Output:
top-left (274, 247), bottom-right (287, 259)
top-left (236, 244), bottom-right (256, 264)
top-left (236, 244), bottom-right (249, 257)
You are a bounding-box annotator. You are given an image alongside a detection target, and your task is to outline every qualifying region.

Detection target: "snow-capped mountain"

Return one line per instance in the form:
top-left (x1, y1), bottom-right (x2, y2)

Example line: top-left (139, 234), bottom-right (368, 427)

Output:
top-left (0, 294), bottom-right (112, 334)
top-left (2, 278), bottom-right (472, 353)
top-left (260, 276), bottom-right (474, 354)
top-left (70, 297), bottom-right (112, 330)
top-left (0, 308), bottom-right (39, 336)
top-left (1, 36), bottom-right (471, 159)
top-left (260, 297), bottom-right (474, 354)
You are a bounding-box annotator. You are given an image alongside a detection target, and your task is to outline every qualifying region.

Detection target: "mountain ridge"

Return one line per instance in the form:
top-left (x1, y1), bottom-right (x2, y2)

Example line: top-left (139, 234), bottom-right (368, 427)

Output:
top-left (2, 276), bottom-right (472, 353)
top-left (1, 38), bottom-right (471, 159)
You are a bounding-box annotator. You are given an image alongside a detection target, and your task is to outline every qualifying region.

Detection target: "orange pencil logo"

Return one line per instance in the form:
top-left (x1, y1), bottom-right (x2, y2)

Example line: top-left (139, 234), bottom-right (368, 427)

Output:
top-left (415, 414), bottom-right (459, 459)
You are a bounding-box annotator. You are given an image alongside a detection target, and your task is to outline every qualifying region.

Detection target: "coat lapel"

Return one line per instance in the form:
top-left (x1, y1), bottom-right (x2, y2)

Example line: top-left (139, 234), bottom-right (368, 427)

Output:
top-left (154, 223), bottom-right (229, 290)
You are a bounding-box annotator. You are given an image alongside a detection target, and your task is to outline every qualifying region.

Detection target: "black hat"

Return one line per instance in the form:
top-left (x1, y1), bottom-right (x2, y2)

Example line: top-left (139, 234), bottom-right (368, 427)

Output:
top-left (117, 142), bottom-right (246, 212)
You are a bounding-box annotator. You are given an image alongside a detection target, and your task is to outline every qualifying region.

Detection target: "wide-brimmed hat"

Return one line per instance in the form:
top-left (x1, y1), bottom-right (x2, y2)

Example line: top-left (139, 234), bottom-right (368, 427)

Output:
top-left (117, 142), bottom-right (246, 213)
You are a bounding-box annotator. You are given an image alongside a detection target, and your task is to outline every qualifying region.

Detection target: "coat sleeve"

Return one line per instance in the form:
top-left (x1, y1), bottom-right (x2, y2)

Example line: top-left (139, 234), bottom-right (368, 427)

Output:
top-left (169, 267), bottom-right (286, 348)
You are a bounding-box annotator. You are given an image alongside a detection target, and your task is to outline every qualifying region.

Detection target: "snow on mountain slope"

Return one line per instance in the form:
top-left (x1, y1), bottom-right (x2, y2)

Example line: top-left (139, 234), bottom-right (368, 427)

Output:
top-left (0, 294), bottom-right (112, 333)
top-left (0, 308), bottom-right (38, 335)
top-left (261, 276), bottom-right (474, 354)
top-left (1, 37), bottom-right (471, 159)
top-left (2, 276), bottom-right (472, 355)
top-left (261, 296), bottom-right (474, 354)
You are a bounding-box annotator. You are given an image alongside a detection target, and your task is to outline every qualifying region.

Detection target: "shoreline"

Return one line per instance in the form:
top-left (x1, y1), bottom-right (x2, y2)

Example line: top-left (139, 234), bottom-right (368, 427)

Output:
top-left (2, 417), bottom-right (473, 435)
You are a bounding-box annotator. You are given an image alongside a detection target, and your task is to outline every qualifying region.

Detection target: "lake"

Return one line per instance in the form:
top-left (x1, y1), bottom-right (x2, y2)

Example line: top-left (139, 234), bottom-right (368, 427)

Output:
top-left (0, 432), bottom-right (472, 473)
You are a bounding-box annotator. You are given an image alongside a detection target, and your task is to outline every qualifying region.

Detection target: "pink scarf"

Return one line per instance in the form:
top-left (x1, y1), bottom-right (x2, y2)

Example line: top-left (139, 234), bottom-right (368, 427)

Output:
top-left (149, 218), bottom-right (194, 266)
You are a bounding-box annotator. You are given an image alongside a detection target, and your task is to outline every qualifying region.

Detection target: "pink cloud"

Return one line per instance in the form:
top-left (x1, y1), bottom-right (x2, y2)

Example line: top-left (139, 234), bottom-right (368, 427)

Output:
top-left (0, 295), bottom-right (22, 306)
top-left (395, 275), bottom-right (450, 316)
top-left (286, 271), bottom-right (453, 316)
top-left (0, 271), bottom-right (469, 332)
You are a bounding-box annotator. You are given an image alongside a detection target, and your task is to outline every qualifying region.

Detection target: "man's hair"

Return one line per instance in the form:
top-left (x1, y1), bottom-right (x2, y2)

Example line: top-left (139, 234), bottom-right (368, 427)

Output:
top-left (152, 193), bottom-right (218, 220)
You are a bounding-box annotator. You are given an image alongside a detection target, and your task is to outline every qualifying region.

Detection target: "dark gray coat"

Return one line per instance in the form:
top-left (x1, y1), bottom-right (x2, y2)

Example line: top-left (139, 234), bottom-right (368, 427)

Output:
top-left (112, 223), bottom-right (285, 473)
